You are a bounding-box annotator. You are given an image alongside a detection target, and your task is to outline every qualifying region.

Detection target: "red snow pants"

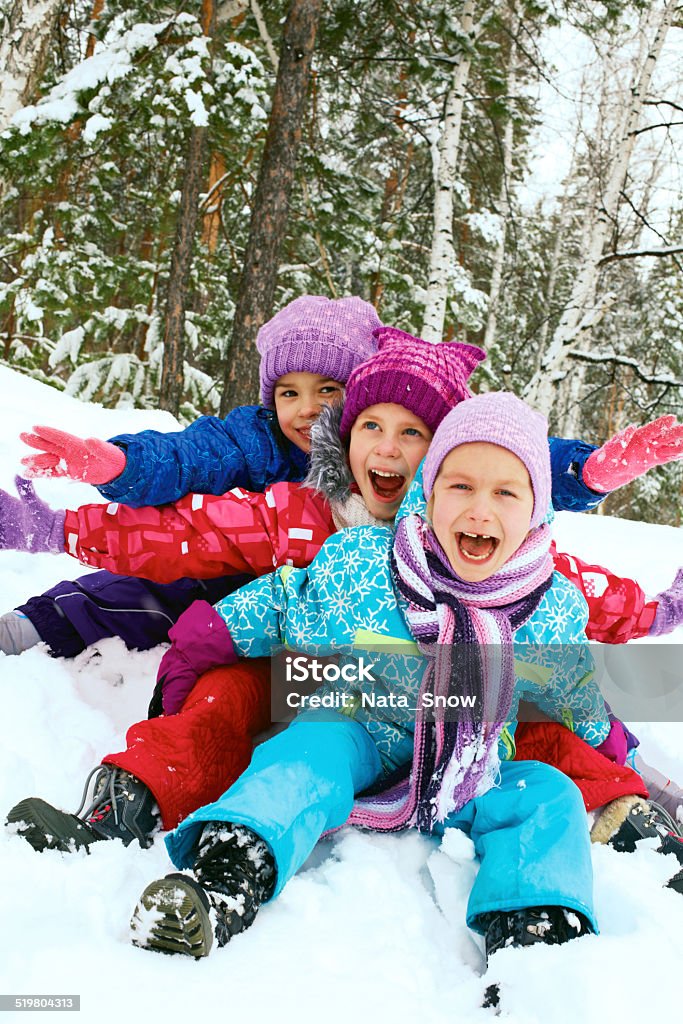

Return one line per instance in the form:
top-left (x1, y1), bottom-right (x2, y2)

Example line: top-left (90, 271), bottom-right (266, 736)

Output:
top-left (514, 720), bottom-right (648, 812)
top-left (103, 661), bottom-right (272, 829)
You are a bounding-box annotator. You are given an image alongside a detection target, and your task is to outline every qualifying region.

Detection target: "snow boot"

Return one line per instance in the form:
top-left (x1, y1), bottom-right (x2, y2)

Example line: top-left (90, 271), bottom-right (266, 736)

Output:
top-left (668, 867), bottom-right (683, 896)
top-left (481, 905), bottom-right (592, 1009)
top-left (594, 797), bottom-right (683, 897)
top-left (130, 821), bottom-right (275, 958)
top-left (660, 831), bottom-right (683, 896)
top-left (0, 611), bottom-right (41, 655)
top-left (607, 797), bottom-right (678, 852)
top-left (5, 766), bottom-right (160, 852)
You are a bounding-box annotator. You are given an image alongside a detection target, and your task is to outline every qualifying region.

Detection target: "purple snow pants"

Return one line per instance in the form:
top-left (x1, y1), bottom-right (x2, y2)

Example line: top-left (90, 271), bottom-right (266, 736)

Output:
top-left (17, 571), bottom-right (250, 658)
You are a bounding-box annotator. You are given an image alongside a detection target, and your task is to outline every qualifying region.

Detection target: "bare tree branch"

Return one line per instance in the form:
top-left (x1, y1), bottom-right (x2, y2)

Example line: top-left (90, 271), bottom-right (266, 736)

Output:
top-left (598, 243), bottom-right (683, 265)
top-left (566, 348), bottom-right (683, 387)
top-left (630, 120), bottom-right (683, 136)
top-left (643, 98), bottom-right (683, 114)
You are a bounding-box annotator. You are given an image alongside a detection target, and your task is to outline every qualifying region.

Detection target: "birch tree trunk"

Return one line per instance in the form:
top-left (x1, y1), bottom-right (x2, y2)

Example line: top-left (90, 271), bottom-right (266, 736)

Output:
top-left (482, 20), bottom-right (518, 352)
top-left (523, 0), bottom-right (678, 415)
top-left (0, 0), bottom-right (62, 133)
top-left (420, 0), bottom-right (476, 344)
top-left (554, 150), bottom-right (600, 435)
top-left (219, 0), bottom-right (323, 413)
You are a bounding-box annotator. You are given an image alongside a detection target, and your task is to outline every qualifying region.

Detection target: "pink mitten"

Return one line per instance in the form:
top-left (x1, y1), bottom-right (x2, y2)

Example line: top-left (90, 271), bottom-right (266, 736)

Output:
top-left (20, 425), bottom-right (126, 484)
top-left (583, 415), bottom-right (683, 493)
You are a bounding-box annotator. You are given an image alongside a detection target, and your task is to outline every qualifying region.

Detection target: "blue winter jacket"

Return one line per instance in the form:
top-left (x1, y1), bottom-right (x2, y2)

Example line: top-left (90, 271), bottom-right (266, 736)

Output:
top-left (95, 399), bottom-right (601, 511)
top-left (97, 406), bottom-right (309, 507)
top-left (213, 473), bottom-right (610, 773)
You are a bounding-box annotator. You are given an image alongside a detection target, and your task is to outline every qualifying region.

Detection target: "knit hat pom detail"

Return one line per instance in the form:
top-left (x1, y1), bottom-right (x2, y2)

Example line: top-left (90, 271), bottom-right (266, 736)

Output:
top-left (339, 328), bottom-right (486, 438)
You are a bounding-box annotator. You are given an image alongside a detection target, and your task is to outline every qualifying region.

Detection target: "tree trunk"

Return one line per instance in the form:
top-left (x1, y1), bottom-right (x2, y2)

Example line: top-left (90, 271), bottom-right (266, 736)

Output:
top-left (523, 0), bottom-right (678, 415)
top-left (482, 19), bottom-right (518, 353)
top-left (219, 0), bottom-right (323, 414)
top-left (420, 0), bottom-right (476, 344)
top-left (159, 0), bottom-right (216, 415)
top-left (0, 0), bottom-right (63, 132)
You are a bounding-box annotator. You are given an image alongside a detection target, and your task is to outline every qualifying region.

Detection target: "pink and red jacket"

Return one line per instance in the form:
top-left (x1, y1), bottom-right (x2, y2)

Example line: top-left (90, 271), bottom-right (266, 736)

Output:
top-left (63, 482), bottom-right (657, 646)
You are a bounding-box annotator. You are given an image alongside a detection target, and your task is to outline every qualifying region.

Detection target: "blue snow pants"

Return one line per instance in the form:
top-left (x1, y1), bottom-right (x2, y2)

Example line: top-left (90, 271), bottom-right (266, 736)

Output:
top-left (165, 712), bottom-right (597, 933)
top-left (17, 570), bottom-right (250, 658)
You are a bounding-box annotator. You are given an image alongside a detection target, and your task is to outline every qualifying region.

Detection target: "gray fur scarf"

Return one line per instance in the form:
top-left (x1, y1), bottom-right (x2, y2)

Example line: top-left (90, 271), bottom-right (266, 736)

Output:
top-left (303, 402), bottom-right (353, 505)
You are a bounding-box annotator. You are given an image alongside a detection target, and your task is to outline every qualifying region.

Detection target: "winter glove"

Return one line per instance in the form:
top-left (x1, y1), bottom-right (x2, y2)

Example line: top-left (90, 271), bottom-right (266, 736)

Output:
top-left (595, 720), bottom-right (628, 765)
top-left (649, 567), bottom-right (683, 637)
top-left (20, 425), bottom-right (127, 484)
top-left (152, 600), bottom-right (237, 716)
top-left (582, 415), bottom-right (683, 493)
top-left (0, 476), bottom-right (65, 553)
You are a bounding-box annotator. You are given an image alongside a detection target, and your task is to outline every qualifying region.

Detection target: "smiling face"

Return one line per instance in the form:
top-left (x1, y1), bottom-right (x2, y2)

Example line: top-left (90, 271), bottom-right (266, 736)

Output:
top-left (348, 403), bottom-right (433, 521)
top-left (273, 372), bottom-right (344, 452)
top-left (430, 442), bottom-right (534, 581)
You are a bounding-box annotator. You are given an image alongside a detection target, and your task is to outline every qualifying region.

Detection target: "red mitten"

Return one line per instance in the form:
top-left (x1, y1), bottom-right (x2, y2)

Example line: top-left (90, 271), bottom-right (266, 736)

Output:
top-left (583, 415), bottom-right (683, 493)
top-left (20, 425), bottom-right (126, 484)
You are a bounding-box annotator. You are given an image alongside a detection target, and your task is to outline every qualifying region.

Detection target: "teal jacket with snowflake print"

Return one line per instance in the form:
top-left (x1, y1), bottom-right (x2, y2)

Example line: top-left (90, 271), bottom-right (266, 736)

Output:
top-left (212, 476), bottom-right (610, 772)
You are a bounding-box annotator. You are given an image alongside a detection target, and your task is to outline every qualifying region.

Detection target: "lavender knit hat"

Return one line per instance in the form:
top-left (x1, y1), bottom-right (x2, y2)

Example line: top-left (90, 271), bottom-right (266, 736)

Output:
top-left (422, 392), bottom-right (551, 528)
top-left (256, 295), bottom-right (381, 407)
top-left (339, 327), bottom-right (486, 438)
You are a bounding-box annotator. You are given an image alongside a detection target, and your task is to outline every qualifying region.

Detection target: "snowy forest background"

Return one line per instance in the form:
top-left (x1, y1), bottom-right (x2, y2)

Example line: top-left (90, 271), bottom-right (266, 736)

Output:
top-left (1, 0), bottom-right (683, 526)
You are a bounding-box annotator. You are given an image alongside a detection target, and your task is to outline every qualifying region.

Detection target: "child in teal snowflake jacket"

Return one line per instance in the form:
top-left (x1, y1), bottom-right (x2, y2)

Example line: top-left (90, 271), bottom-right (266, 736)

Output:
top-left (131, 392), bottom-right (609, 968)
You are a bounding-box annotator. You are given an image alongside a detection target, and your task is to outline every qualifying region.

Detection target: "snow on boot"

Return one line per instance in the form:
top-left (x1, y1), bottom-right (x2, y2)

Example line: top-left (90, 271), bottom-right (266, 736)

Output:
top-left (5, 766), bottom-right (160, 853)
top-left (481, 905), bottom-right (592, 1010)
top-left (130, 822), bottom-right (275, 958)
top-left (594, 797), bottom-right (683, 896)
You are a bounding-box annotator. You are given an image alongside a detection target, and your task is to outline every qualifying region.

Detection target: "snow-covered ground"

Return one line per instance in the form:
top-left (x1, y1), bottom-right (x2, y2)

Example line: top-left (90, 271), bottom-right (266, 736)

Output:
top-left (0, 365), bottom-right (682, 1024)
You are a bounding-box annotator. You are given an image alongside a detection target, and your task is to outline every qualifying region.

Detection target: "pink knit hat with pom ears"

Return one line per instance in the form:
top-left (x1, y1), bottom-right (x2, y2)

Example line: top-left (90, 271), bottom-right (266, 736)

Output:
top-left (339, 327), bottom-right (486, 438)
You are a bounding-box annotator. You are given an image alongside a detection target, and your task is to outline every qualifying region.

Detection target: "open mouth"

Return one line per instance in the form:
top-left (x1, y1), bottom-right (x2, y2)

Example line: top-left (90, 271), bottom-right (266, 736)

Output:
top-left (456, 531), bottom-right (499, 563)
top-left (369, 469), bottom-right (406, 504)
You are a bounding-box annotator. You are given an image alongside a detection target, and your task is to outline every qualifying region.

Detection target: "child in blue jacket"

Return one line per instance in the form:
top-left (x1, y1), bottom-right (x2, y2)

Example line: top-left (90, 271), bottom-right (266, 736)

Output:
top-left (130, 392), bottom-right (610, 981)
top-left (0, 295), bottom-right (381, 656)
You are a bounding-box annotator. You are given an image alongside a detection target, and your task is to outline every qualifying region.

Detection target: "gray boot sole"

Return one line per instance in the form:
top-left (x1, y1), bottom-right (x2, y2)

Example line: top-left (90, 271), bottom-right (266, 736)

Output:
top-left (130, 874), bottom-right (214, 958)
top-left (6, 798), bottom-right (103, 853)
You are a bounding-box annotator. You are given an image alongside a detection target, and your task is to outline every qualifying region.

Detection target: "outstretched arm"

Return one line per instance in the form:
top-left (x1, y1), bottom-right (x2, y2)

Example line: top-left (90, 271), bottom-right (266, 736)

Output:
top-left (582, 415), bottom-right (683, 493)
top-left (20, 426), bottom-right (126, 485)
top-left (20, 406), bottom-right (302, 507)
top-left (552, 544), bottom-right (683, 641)
top-left (62, 482), bottom-right (335, 583)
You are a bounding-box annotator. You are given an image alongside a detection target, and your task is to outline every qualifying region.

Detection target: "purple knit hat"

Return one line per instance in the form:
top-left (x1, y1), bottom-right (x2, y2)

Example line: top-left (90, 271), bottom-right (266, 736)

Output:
top-left (422, 392), bottom-right (551, 528)
top-left (256, 295), bottom-right (381, 407)
top-left (339, 327), bottom-right (486, 438)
